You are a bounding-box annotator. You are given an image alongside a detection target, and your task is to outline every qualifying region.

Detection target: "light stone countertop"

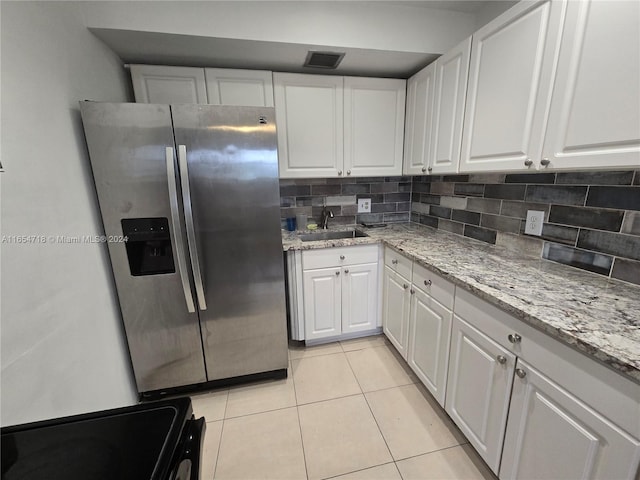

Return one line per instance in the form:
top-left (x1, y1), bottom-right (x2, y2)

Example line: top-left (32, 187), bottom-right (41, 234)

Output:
top-left (282, 223), bottom-right (640, 383)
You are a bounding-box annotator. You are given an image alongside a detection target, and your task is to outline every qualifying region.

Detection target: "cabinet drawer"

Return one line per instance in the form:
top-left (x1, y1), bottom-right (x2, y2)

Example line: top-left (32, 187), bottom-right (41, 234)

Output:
top-left (302, 244), bottom-right (379, 270)
top-left (412, 263), bottom-right (455, 310)
top-left (384, 246), bottom-right (412, 279)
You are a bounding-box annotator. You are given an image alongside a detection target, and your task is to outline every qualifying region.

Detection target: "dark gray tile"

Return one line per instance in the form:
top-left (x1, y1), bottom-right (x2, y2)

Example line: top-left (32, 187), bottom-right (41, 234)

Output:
top-left (468, 173), bottom-right (506, 184)
top-left (296, 197), bottom-right (313, 207)
top-left (341, 204), bottom-right (358, 215)
top-left (355, 176), bottom-right (382, 183)
top-left (326, 177), bottom-right (350, 185)
top-left (399, 182), bottom-right (412, 193)
top-left (634, 171), bottom-right (640, 185)
top-left (372, 203), bottom-right (397, 213)
top-left (430, 182), bottom-right (455, 195)
top-left (438, 219), bottom-right (465, 235)
top-left (577, 230), bottom-right (640, 261)
top-left (384, 212), bottom-right (410, 223)
top-left (412, 182), bottom-right (431, 194)
top-left (541, 224), bottom-right (579, 245)
top-left (412, 175), bottom-right (429, 183)
top-left (505, 173), bottom-right (556, 184)
top-left (356, 213), bottom-right (384, 224)
top-left (371, 182), bottom-right (399, 193)
top-left (396, 202), bottom-right (411, 212)
top-left (454, 183), bottom-right (485, 197)
top-left (548, 205), bottom-right (624, 231)
top-left (467, 198), bottom-right (502, 214)
top-left (586, 186), bottom-right (640, 211)
top-left (611, 258), bottom-right (640, 286)
top-left (311, 184), bottom-right (341, 195)
top-left (418, 215), bottom-right (439, 228)
top-left (525, 185), bottom-right (587, 206)
top-left (484, 184), bottom-right (526, 200)
top-left (451, 209), bottom-right (481, 225)
top-left (332, 215), bottom-right (356, 226)
top-left (279, 179), bottom-right (297, 187)
top-left (430, 205), bottom-right (452, 219)
top-left (411, 212), bottom-right (421, 223)
top-left (443, 175), bottom-right (469, 182)
top-left (280, 196), bottom-right (296, 207)
top-left (500, 201), bottom-right (549, 219)
top-left (280, 185), bottom-right (310, 197)
top-left (342, 183), bottom-right (370, 195)
top-left (622, 211), bottom-right (640, 235)
top-left (386, 176), bottom-right (410, 182)
top-left (555, 171), bottom-right (634, 185)
top-left (419, 194), bottom-right (441, 205)
top-left (480, 214), bottom-right (521, 234)
top-left (384, 192), bottom-right (411, 203)
top-left (358, 193), bottom-right (383, 203)
top-left (297, 178), bottom-right (327, 185)
top-left (463, 225), bottom-right (497, 244)
top-left (542, 243), bottom-right (613, 276)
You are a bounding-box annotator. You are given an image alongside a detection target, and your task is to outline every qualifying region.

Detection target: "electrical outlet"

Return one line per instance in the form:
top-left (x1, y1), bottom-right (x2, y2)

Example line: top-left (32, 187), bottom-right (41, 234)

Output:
top-left (357, 198), bottom-right (371, 213)
top-left (525, 210), bottom-right (545, 236)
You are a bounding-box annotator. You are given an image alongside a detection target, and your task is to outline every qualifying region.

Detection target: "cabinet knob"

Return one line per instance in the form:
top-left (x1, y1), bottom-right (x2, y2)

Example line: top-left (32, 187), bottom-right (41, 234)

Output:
top-left (421, 167), bottom-right (427, 173)
top-left (508, 333), bottom-right (522, 344)
top-left (338, 170), bottom-right (343, 176)
top-left (424, 279), bottom-right (432, 287)
top-left (403, 283), bottom-right (409, 290)
top-left (427, 166), bottom-right (433, 172)
top-left (496, 355), bottom-right (507, 365)
top-left (335, 271), bottom-right (340, 276)
top-left (392, 259), bottom-right (398, 265)
top-left (540, 158), bottom-right (551, 167)
top-left (410, 289), bottom-right (415, 294)
top-left (515, 368), bottom-right (527, 379)
top-left (340, 255), bottom-right (345, 260)
top-left (344, 269), bottom-right (349, 274)
top-left (347, 170), bottom-right (351, 175)
top-left (524, 158), bottom-right (533, 167)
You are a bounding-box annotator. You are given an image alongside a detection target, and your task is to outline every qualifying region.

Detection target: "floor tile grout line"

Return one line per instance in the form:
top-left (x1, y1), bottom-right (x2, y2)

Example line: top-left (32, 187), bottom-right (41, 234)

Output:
top-left (291, 361), bottom-right (311, 480)
top-left (393, 441), bottom-right (472, 464)
top-left (211, 419), bottom-right (225, 480)
top-left (319, 461), bottom-right (398, 480)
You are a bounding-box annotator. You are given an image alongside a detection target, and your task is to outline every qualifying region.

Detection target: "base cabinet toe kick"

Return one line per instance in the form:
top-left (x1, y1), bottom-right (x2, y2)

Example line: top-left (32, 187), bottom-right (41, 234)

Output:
top-left (380, 247), bottom-right (640, 480)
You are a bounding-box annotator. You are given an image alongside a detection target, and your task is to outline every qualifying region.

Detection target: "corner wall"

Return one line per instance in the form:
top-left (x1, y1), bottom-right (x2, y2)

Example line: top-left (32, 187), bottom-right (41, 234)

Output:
top-left (1, 1), bottom-right (137, 426)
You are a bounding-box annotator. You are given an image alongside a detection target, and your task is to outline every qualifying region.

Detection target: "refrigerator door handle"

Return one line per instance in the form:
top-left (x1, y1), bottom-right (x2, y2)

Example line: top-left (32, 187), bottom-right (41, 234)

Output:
top-left (178, 144), bottom-right (207, 311)
top-left (165, 147), bottom-right (196, 313)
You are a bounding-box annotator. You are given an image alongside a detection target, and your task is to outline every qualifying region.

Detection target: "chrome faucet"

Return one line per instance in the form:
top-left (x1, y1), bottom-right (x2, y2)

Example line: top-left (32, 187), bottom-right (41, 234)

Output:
top-left (320, 206), bottom-right (334, 229)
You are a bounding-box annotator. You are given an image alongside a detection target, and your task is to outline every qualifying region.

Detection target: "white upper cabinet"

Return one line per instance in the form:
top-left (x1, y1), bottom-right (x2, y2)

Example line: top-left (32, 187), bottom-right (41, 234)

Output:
top-left (460, 0), bottom-right (566, 173)
top-left (343, 77), bottom-right (406, 177)
top-left (403, 63), bottom-right (436, 175)
top-left (429, 37), bottom-right (471, 174)
top-left (204, 68), bottom-right (274, 107)
top-left (130, 65), bottom-right (207, 104)
top-left (274, 73), bottom-right (344, 178)
top-left (541, 0), bottom-right (640, 170)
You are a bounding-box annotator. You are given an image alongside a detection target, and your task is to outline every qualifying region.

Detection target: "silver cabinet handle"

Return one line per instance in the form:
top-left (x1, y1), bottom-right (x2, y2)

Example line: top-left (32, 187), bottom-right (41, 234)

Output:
top-left (524, 158), bottom-right (533, 167)
top-left (410, 289), bottom-right (415, 294)
top-left (427, 166), bottom-right (433, 172)
top-left (340, 255), bottom-right (346, 260)
top-left (335, 271), bottom-right (340, 276)
top-left (515, 368), bottom-right (527, 378)
top-left (347, 170), bottom-right (351, 175)
top-left (508, 333), bottom-right (522, 344)
top-left (403, 283), bottom-right (409, 289)
top-left (540, 158), bottom-right (551, 167)
top-left (338, 170), bottom-right (343, 176)
top-left (496, 355), bottom-right (507, 365)
top-left (344, 269), bottom-right (349, 274)
top-left (166, 147), bottom-right (196, 313)
top-left (421, 167), bottom-right (427, 172)
top-left (178, 144), bottom-right (207, 310)
top-left (392, 259), bottom-right (398, 265)
top-left (424, 279), bottom-right (432, 287)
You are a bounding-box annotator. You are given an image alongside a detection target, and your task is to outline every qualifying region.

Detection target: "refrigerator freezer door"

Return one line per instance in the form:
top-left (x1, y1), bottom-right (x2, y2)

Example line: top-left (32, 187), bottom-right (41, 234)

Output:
top-left (171, 105), bottom-right (288, 380)
top-left (79, 102), bottom-right (207, 393)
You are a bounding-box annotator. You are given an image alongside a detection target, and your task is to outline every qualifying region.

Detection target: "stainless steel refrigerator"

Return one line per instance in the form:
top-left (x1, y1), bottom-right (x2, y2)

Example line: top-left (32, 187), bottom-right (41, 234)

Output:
top-left (79, 102), bottom-right (288, 396)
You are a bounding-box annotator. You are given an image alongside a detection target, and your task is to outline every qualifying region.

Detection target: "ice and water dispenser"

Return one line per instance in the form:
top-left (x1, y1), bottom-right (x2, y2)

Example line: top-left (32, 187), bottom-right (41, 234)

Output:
top-left (121, 218), bottom-right (175, 276)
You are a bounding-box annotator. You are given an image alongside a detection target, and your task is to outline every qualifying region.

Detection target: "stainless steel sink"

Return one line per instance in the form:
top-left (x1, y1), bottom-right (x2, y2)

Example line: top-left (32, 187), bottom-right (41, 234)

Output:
top-left (299, 230), bottom-right (369, 242)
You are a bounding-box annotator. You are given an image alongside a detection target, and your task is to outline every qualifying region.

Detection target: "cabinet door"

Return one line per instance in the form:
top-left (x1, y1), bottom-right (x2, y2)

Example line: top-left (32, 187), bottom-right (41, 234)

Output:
top-left (429, 37), bottom-right (471, 174)
top-left (273, 73), bottom-right (344, 178)
top-left (501, 360), bottom-right (640, 480)
top-left (445, 315), bottom-right (515, 474)
top-left (382, 267), bottom-right (411, 360)
top-left (130, 65), bottom-right (207, 104)
top-left (541, 0), bottom-right (640, 170)
top-left (303, 267), bottom-right (342, 341)
top-left (459, 1), bottom-right (566, 173)
top-left (408, 287), bottom-right (452, 407)
top-left (205, 68), bottom-right (274, 107)
top-left (344, 77), bottom-right (406, 177)
top-left (341, 262), bottom-right (379, 335)
top-left (403, 64), bottom-right (436, 175)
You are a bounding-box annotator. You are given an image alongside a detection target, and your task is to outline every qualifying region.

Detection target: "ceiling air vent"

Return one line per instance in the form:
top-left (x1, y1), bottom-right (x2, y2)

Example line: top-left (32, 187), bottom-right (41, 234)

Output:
top-left (304, 51), bottom-right (345, 69)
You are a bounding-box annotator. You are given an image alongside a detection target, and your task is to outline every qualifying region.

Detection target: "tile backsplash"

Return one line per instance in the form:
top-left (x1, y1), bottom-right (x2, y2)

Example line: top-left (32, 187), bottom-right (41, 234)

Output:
top-left (411, 170), bottom-right (640, 285)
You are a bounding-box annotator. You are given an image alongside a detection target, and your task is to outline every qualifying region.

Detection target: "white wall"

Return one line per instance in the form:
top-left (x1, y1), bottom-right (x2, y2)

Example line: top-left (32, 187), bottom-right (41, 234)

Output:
top-left (80, 1), bottom-right (477, 55)
top-left (0, 1), bottom-right (137, 426)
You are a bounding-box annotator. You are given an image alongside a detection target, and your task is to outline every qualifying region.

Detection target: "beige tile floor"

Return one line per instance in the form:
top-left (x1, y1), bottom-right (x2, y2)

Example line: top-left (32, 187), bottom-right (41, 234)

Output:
top-left (191, 335), bottom-right (497, 480)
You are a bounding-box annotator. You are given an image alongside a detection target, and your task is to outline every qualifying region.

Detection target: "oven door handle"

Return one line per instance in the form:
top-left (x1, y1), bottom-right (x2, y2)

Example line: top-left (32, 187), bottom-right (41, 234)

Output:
top-left (170, 416), bottom-right (205, 480)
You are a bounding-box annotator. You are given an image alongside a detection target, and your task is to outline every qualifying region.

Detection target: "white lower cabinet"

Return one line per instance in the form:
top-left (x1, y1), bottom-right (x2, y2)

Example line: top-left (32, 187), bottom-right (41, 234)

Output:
top-left (445, 316), bottom-right (516, 474)
top-left (303, 267), bottom-right (342, 341)
top-left (341, 262), bottom-right (379, 336)
top-left (382, 267), bottom-right (411, 359)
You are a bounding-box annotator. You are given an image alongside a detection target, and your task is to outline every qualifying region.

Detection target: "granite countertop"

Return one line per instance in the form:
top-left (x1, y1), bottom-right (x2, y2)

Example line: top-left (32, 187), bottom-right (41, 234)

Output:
top-left (282, 223), bottom-right (640, 383)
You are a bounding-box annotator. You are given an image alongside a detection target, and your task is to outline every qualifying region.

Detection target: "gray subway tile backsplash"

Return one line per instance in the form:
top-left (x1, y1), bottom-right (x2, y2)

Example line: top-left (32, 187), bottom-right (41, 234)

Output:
top-left (484, 184), bottom-right (527, 200)
top-left (555, 170), bottom-right (634, 185)
top-left (611, 258), bottom-right (640, 284)
top-left (548, 205), bottom-right (624, 232)
top-left (542, 243), bottom-right (613, 276)
top-left (586, 186), bottom-right (640, 211)
top-left (577, 229), bottom-right (640, 261)
top-left (524, 185), bottom-right (588, 206)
